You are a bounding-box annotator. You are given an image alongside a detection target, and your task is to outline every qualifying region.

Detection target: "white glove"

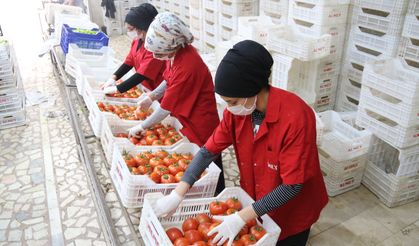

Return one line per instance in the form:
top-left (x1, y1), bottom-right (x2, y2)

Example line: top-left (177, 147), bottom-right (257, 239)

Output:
top-left (128, 124), bottom-right (144, 138)
top-left (154, 190), bottom-right (183, 217)
top-left (208, 213), bottom-right (246, 246)
top-left (137, 93), bottom-right (153, 110)
top-left (101, 78), bottom-right (116, 89)
top-left (103, 86), bottom-right (118, 94)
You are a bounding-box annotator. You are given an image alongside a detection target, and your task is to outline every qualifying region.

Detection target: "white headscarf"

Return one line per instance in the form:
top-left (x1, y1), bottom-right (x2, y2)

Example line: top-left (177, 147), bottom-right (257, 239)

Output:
top-left (145, 12), bottom-right (194, 54)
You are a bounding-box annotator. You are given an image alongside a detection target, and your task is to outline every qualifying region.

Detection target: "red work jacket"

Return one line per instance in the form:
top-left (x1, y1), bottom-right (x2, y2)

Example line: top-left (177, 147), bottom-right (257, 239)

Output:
top-left (124, 39), bottom-right (166, 91)
top-left (205, 86), bottom-right (328, 240)
top-left (160, 45), bottom-right (220, 146)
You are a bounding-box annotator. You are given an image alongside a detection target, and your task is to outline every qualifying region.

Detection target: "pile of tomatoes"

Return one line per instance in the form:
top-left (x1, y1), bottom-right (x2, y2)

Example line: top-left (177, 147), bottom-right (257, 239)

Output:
top-left (116, 123), bottom-right (183, 146)
top-left (165, 198), bottom-right (267, 245)
top-left (122, 149), bottom-right (205, 184)
top-left (106, 82), bottom-right (142, 98)
top-left (97, 102), bottom-right (153, 120)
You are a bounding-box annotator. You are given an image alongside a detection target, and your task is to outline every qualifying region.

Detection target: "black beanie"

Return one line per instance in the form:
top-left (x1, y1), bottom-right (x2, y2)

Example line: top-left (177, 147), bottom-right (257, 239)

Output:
top-left (125, 3), bottom-right (158, 31)
top-left (215, 40), bottom-right (273, 98)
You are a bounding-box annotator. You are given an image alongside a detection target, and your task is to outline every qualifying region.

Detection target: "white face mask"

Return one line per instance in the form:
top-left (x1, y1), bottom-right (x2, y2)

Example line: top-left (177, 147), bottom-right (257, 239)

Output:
top-left (227, 96), bottom-right (257, 116)
top-left (127, 30), bottom-right (138, 40)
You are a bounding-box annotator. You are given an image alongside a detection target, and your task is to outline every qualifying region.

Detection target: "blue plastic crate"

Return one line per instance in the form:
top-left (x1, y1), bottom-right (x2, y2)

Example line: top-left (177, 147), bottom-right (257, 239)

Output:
top-left (60, 24), bottom-right (109, 54)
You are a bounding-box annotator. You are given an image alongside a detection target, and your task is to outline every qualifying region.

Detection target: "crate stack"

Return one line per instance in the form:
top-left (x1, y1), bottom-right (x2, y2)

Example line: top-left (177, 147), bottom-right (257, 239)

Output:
top-left (202, 0), bottom-right (220, 52)
top-left (259, 0), bottom-right (289, 24)
top-left (189, 0), bottom-right (204, 51)
top-left (287, 0), bottom-right (350, 111)
top-left (318, 111), bottom-right (371, 196)
top-left (0, 38), bottom-right (26, 130)
top-left (335, 0), bottom-right (409, 112)
top-left (356, 57), bottom-right (419, 207)
top-left (218, 0), bottom-right (259, 42)
top-left (398, 0), bottom-right (419, 70)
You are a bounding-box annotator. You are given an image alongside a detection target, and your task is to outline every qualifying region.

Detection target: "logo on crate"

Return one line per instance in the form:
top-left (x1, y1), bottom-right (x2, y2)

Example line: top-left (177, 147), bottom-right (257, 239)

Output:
top-left (347, 145), bottom-right (362, 152)
top-left (343, 163), bottom-right (359, 171)
top-left (339, 177), bottom-right (355, 188)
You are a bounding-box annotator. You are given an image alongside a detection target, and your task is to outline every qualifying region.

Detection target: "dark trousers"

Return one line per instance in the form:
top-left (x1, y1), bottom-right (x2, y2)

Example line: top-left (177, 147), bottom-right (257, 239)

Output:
top-left (213, 155), bottom-right (225, 195)
top-left (276, 229), bottom-right (311, 246)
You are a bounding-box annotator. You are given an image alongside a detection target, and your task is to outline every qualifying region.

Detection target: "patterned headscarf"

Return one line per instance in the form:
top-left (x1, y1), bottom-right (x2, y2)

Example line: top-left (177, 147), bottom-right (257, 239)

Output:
top-left (145, 12), bottom-right (194, 54)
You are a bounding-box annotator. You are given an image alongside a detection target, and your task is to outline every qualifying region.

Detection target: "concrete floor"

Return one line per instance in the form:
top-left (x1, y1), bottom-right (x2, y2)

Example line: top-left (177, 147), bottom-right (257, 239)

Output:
top-left (0, 0), bottom-right (419, 245)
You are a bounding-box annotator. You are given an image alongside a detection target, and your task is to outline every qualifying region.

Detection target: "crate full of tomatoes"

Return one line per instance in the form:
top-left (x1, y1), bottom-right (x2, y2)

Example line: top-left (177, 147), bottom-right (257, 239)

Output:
top-left (110, 142), bottom-right (221, 208)
top-left (140, 187), bottom-right (281, 246)
top-left (82, 75), bottom-right (148, 105)
top-left (86, 96), bottom-right (158, 137)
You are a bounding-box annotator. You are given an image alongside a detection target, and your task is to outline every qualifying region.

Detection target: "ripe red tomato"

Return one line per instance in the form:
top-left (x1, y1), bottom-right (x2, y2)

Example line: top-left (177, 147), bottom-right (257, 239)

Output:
top-left (174, 237), bottom-right (189, 246)
top-left (168, 163), bottom-right (182, 175)
top-left (245, 219), bottom-right (257, 228)
top-left (181, 153), bottom-right (193, 160)
top-left (225, 208), bottom-right (238, 215)
top-left (154, 165), bottom-right (169, 176)
top-left (124, 154), bottom-right (137, 168)
top-left (134, 154), bottom-right (149, 166)
top-left (144, 129), bottom-right (155, 136)
top-left (175, 172), bottom-right (184, 182)
top-left (131, 167), bottom-right (141, 175)
top-left (155, 150), bottom-right (169, 158)
top-left (209, 201), bottom-right (228, 215)
top-left (171, 153), bottom-right (183, 160)
top-left (161, 174), bottom-right (176, 183)
top-left (197, 222), bottom-right (211, 241)
top-left (142, 151), bottom-right (154, 159)
top-left (156, 128), bottom-right (167, 136)
top-left (250, 225), bottom-right (266, 241)
top-left (184, 229), bottom-right (203, 244)
top-left (163, 155), bottom-right (177, 166)
top-left (137, 165), bottom-right (152, 175)
top-left (97, 102), bottom-right (105, 109)
top-left (208, 222), bottom-right (221, 241)
top-left (238, 225), bottom-right (249, 237)
top-left (226, 197), bottom-right (242, 211)
top-left (149, 157), bottom-right (164, 168)
top-left (223, 236), bottom-right (244, 246)
top-left (191, 241), bottom-right (207, 246)
top-left (182, 218), bottom-right (199, 232)
top-left (115, 133), bottom-right (128, 138)
top-left (164, 138), bottom-right (177, 146)
top-left (172, 134), bottom-right (182, 142)
top-left (178, 159), bottom-right (191, 171)
top-left (138, 138), bottom-right (148, 145)
top-left (152, 139), bottom-right (163, 146)
top-left (149, 172), bottom-right (161, 183)
top-left (195, 213), bottom-right (211, 224)
top-left (146, 134), bottom-right (158, 145)
top-left (240, 234), bottom-right (257, 245)
top-left (166, 227), bottom-right (183, 243)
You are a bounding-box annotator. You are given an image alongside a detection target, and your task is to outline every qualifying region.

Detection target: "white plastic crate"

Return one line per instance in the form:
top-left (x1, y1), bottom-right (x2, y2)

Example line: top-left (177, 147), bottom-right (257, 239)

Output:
top-left (320, 149), bottom-right (367, 178)
top-left (323, 165), bottom-right (364, 197)
top-left (318, 110), bottom-right (372, 161)
top-left (346, 39), bottom-right (391, 66)
top-left (203, 19), bottom-right (218, 38)
top-left (407, 0), bottom-right (419, 14)
top-left (110, 143), bottom-right (221, 208)
top-left (140, 187), bottom-right (281, 246)
top-left (351, 5), bottom-right (406, 36)
top-left (339, 72), bottom-right (362, 100)
top-left (219, 25), bottom-right (236, 41)
top-left (238, 16), bottom-right (278, 45)
top-left (349, 26), bottom-right (401, 57)
top-left (288, 0), bottom-right (349, 26)
top-left (353, 0), bottom-right (409, 16)
top-left (315, 112), bottom-right (325, 145)
top-left (356, 107), bottom-right (419, 148)
top-left (219, 12), bottom-right (240, 30)
top-left (341, 59), bottom-right (364, 83)
top-left (362, 160), bottom-right (419, 207)
top-left (368, 136), bottom-right (419, 177)
top-left (398, 37), bottom-right (419, 70)
top-left (267, 25), bottom-right (331, 61)
top-left (288, 17), bottom-right (346, 43)
top-left (203, 0), bottom-right (218, 11)
top-left (220, 0), bottom-right (258, 16)
top-left (361, 59), bottom-right (419, 125)
top-left (203, 6), bottom-right (218, 23)
top-left (0, 109), bottom-right (26, 130)
top-left (335, 91), bottom-right (360, 112)
top-left (0, 89), bottom-right (24, 114)
top-left (260, 0), bottom-right (289, 24)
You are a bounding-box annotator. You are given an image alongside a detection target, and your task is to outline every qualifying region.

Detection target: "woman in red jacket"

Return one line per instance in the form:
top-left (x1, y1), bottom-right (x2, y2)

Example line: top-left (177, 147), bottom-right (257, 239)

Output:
top-left (152, 40), bottom-right (328, 246)
top-left (101, 3), bottom-right (166, 94)
top-left (127, 12), bottom-right (225, 194)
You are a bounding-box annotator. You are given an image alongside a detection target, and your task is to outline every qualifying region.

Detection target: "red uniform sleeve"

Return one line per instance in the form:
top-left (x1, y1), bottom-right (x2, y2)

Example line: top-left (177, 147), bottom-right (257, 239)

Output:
top-left (135, 49), bottom-right (166, 81)
top-left (123, 41), bottom-right (136, 67)
top-left (279, 108), bottom-right (318, 185)
top-left (204, 110), bottom-right (234, 155)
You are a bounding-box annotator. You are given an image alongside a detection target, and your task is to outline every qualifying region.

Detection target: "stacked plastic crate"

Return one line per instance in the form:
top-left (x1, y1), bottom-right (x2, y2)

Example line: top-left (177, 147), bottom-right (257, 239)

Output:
top-left (335, 0), bottom-right (409, 112)
top-left (103, 0), bottom-right (148, 36)
top-left (318, 111), bottom-right (371, 196)
top-left (202, 0), bottom-right (219, 52)
top-left (356, 57), bottom-right (419, 207)
top-left (218, 0), bottom-right (259, 42)
top-left (288, 0), bottom-right (350, 111)
top-left (259, 0), bottom-right (289, 24)
top-left (0, 38), bottom-right (26, 129)
top-left (189, 0), bottom-right (203, 51)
